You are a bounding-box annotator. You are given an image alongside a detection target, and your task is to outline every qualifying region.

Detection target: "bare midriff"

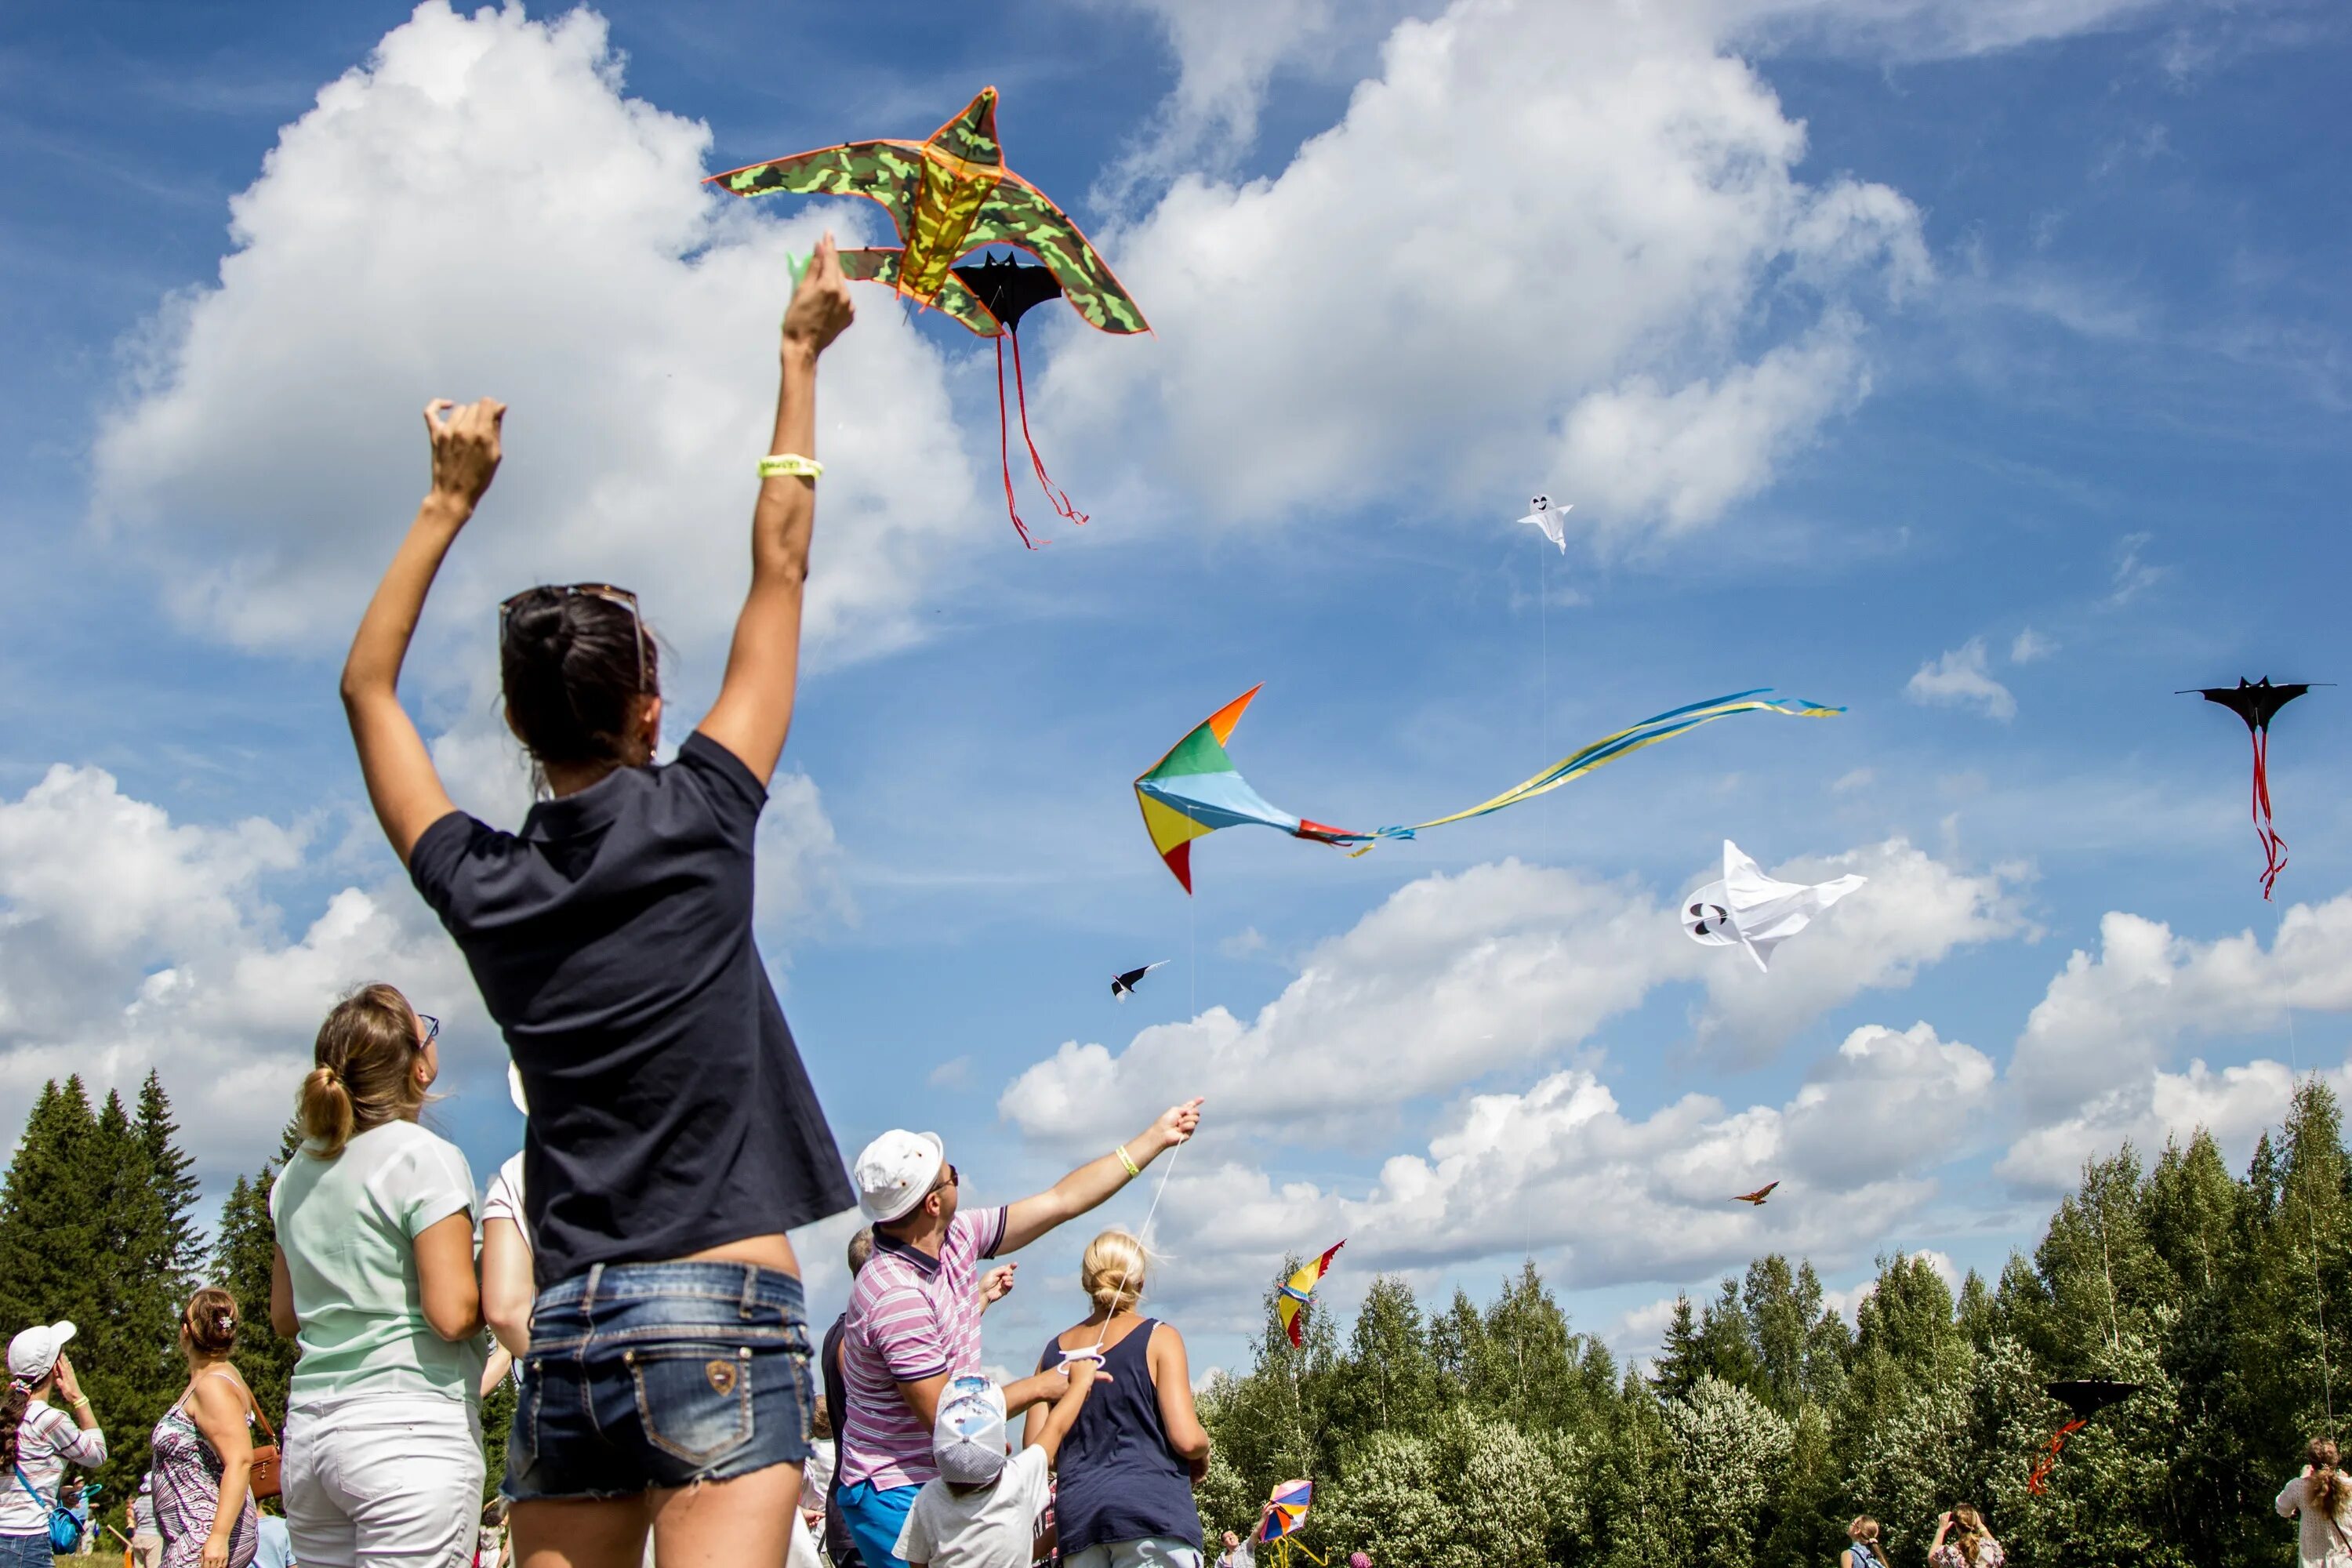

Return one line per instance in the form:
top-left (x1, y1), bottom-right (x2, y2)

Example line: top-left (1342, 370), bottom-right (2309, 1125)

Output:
top-left (677, 1231), bottom-right (800, 1277)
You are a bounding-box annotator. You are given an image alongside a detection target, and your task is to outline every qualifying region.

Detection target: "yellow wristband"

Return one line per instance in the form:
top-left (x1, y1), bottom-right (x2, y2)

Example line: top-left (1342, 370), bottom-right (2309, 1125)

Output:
top-left (67, 1395), bottom-right (88, 1408)
top-left (757, 454), bottom-right (823, 481)
top-left (1115, 1145), bottom-right (1140, 1178)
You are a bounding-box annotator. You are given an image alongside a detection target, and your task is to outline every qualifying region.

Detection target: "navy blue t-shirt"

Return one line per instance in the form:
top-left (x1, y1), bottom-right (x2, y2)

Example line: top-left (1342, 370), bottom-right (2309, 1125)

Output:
top-left (409, 731), bottom-right (855, 1287)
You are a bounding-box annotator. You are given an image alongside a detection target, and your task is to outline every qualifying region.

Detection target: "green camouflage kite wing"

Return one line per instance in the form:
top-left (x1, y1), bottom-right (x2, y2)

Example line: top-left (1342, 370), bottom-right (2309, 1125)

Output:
top-left (712, 141), bottom-right (925, 242)
top-left (967, 180), bottom-right (1149, 336)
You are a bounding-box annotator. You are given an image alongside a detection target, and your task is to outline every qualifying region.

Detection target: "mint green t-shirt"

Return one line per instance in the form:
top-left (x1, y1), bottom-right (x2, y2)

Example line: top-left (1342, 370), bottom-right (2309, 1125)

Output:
top-left (270, 1119), bottom-right (485, 1409)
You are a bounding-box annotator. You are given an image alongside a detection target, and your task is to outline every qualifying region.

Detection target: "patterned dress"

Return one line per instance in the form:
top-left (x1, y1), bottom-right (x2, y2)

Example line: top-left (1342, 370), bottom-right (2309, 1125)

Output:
top-left (148, 1373), bottom-right (257, 1568)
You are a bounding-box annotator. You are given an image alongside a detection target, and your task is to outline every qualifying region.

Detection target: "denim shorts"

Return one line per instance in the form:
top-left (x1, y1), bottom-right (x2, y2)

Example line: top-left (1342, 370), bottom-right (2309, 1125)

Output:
top-left (504, 1260), bottom-right (815, 1501)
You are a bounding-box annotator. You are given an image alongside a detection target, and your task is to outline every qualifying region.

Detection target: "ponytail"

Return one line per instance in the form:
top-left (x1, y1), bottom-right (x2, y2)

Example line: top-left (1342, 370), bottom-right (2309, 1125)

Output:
top-left (2310, 1439), bottom-right (2349, 1516)
top-left (299, 983), bottom-right (427, 1157)
top-left (1951, 1504), bottom-right (1989, 1564)
top-left (296, 1066), bottom-right (354, 1156)
top-left (0, 1382), bottom-right (31, 1471)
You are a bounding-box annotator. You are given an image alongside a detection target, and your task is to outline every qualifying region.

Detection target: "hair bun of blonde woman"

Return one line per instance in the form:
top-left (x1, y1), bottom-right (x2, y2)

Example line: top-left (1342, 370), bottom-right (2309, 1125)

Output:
top-left (1081, 1229), bottom-right (1150, 1314)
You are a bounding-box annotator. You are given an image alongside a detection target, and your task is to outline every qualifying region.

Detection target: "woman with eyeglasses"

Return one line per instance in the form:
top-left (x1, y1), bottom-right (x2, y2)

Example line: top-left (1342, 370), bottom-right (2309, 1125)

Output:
top-left (336, 239), bottom-right (861, 1568)
top-left (269, 984), bottom-right (485, 1568)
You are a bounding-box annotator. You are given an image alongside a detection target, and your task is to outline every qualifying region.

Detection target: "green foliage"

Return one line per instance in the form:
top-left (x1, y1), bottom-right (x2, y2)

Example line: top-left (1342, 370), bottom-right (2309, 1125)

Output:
top-left (211, 1120), bottom-right (304, 1424)
top-left (0, 1077), bottom-right (206, 1503)
top-left (1195, 1086), bottom-right (2352, 1568)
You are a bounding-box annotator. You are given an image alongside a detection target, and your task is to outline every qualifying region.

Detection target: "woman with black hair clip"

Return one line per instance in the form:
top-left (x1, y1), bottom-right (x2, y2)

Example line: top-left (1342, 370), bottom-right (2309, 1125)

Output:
top-left (338, 236), bottom-right (862, 1568)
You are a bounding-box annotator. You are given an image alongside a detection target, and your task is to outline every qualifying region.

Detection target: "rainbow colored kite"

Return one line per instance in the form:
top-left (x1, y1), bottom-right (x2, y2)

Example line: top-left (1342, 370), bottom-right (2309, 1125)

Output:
top-left (1135, 687), bottom-right (1844, 891)
top-left (1276, 1241), bottom-right (1344, 1348)
top-left (1258, 1479), bottom-right (1314, 1544)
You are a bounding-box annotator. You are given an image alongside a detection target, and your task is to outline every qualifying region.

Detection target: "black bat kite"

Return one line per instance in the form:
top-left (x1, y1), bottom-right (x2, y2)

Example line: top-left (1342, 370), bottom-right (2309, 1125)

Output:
top-left (2180, 678), bottom-right (2325, 899)
top-left (2030, 1379), bottom-right (2141, 1494)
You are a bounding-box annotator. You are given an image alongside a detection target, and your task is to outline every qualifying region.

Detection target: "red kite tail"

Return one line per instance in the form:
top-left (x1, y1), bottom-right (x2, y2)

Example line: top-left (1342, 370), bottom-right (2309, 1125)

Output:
top-left (2255, 728), bottom-right (2287, 899)
top-left (991, 338), bottom-right (1040, 550)
top-left (1009, 331), bottom-right (1086, 528)
top-left (2029, 1418), bottom-right (2087, 1496)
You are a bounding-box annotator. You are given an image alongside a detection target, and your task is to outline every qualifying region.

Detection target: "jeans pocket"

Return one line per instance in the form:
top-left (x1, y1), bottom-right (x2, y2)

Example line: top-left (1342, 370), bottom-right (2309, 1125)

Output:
top-left (626, 1344), bottom-right (756, 1466)
top-left (514, 1360), bottom-right (542, 1472)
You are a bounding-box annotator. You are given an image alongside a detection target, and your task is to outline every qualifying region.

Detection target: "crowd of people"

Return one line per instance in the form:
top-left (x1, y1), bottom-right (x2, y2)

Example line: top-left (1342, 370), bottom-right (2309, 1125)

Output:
top-left (2, 238), bottom-right (2344, 1568)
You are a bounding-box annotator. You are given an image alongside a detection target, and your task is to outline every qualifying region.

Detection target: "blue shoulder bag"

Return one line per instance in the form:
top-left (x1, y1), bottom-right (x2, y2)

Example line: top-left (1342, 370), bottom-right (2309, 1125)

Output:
top-left (12, 1463), bottom-right (82, 1554)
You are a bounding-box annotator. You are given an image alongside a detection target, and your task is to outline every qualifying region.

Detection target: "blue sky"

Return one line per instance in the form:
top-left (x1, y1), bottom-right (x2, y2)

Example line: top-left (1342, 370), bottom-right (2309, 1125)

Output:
top-left (4, 0), bottom-right (2350, 1377)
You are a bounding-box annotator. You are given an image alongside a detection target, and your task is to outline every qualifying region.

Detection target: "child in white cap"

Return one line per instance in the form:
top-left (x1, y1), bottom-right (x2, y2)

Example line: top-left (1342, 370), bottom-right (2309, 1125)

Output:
top-left (895, 1359), bottom-right (1100, 1568)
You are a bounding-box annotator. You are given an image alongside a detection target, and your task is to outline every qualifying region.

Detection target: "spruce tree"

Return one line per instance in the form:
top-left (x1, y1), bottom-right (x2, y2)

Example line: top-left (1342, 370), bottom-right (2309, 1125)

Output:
top-left (135, 1072), bottom-right (204, 1287)
top-left (83, 1087), bottom-right (185, 1502)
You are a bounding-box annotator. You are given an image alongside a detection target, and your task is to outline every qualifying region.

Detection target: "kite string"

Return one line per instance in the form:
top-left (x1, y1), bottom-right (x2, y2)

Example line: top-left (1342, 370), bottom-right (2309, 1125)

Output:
top-left (2288, 1007), bottom-right (2336, 1431)
top-left (1089, 903), bottom-right (1198, 1359)
top-left (1089, 1128), bottom-right (1186, 1356)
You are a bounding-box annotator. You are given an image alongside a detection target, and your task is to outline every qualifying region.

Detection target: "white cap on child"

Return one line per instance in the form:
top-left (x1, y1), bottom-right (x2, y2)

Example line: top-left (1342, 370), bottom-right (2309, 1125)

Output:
top-left (932, 1375), bottom-right (1009, 1486)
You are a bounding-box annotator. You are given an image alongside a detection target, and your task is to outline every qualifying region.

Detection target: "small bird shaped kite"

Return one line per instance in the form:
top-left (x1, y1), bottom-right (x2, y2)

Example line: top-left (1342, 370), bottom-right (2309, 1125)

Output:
top-left (1684, 840), bottom-right (1867, 972)
top-left (709, 89), bottom-right (1148, 550)
top-left (1258, 1479), bottom-right (1314, 1544)
top-left (1519, 494), bottom-right (1570, 554)
top-left (2179, 677), bottom-right (2325, 900)
top-left (1732, 1181), bottom-right (1779, 1207)
top-left (1276, 1241), bottom-right (1344, 1348)
top-left (2029, 1379), bottom-right (2140, 1494)
top-left (1111, 961), bottom-right (1169, 1002)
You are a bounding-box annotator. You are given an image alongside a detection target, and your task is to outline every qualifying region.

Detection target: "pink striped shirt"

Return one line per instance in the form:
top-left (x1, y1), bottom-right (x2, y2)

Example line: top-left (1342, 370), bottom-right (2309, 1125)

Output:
top-left (838, 1205), bottom-right (1007, 1491)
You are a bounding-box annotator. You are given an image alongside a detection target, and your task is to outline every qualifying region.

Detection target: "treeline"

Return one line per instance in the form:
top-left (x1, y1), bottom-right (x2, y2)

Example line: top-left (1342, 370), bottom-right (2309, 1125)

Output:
top-left (1196, 1081), bottom-right (2352, 1568)
top-left (0, 1078), bottom-right (511, 1509)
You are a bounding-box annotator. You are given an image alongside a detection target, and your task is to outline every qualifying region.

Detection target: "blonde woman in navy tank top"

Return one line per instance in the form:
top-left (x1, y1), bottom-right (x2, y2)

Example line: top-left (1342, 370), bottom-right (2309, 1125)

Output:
top-left (1025, 1232), bottom-right (1212, 1568)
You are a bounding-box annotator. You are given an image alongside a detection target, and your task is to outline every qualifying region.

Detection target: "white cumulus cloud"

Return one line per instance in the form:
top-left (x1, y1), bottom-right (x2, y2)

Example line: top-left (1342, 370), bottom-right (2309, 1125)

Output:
top-left (1132, 1019), bottom-right (1995, 1304)
top-left (1045, 0), bottom-right (1928, 539)
top-left (0, 757), bottom-right (847, 1174)
top-left (1905, 638), bottom-right (2017, 720)
top-left (93, 2), bottom-right (978, 673)
top-left (1995, 893), bottom-right (2352, 1189)
top-left (998, 838), bottom-right (2021, 1143)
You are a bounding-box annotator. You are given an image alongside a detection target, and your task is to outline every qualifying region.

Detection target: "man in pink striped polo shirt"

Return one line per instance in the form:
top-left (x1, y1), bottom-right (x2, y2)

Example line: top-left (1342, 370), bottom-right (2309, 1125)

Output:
top-left (835, 1100), bottom-right (1204, 1568)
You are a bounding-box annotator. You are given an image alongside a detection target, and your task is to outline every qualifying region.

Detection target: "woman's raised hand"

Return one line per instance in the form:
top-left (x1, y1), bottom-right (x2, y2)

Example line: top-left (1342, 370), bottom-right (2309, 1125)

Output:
top-left (781, 234), bottom-right (856, 358)
top-left (423, 397), bottom-right (506, 514)
top-left (51, 1352), bottom-right (81, 1403)
top-left (1151, 1097), bottom-right (1205, 1152)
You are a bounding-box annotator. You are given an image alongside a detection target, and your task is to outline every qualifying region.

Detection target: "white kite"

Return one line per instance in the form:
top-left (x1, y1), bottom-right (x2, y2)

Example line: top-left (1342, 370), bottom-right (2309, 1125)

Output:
top-left (1683, 840), bottom-right (1865, 971)
top-left (1518, 494), bottom-right (1570, 553)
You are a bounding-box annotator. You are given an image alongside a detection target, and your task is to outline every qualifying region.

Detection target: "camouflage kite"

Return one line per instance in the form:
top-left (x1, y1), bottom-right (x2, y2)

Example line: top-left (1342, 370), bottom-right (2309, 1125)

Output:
top-left (710, 88), bottom-right (1149, 548)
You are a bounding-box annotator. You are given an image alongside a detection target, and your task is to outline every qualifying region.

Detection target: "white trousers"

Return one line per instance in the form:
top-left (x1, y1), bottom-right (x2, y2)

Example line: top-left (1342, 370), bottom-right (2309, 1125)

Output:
top-left (284, 1396), bottom-right (485, 1568)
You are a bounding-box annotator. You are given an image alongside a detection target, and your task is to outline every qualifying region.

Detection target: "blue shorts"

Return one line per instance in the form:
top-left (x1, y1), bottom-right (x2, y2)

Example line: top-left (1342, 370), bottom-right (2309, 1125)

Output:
top-left (837, 1479), bottom-right (921, 1568)
top-left (0, 1534), bottom-right (53, 1568)
top-left (503, 1260), bottom-right (815, 1501)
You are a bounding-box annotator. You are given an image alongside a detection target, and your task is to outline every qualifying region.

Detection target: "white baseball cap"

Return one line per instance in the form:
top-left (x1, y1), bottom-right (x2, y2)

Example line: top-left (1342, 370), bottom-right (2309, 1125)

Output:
top-left (855, 1130), bottom-right (945, 1224)
top-left (932, 1376), bottom-right (1008, 1485)
top-left (8, 1322), bottom-right (74, 1382)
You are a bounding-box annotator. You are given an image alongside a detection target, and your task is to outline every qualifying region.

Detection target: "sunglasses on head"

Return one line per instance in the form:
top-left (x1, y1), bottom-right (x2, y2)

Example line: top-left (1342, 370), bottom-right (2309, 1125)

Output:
top-left (499, 583), bottom-right (650, 695)
top-left (416, 1013), bottom-right (440, 1048)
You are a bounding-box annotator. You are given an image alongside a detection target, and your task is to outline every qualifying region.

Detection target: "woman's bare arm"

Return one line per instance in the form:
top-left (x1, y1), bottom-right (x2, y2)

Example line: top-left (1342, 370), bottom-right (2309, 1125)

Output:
top-left (481, 1215), bottom-right (535, 1356)
top-left (340, 397), bottom-right (503, 863)
top-left (269, 1248), bottom-right (298, 1339)
top-left (695, 236), bottom-right (855, 786)
top-left (413, 1211), bottom-right (485, 1341)
top-left (185, 1374), bottom-right (253, 1568)
top-left (1148, 1323), bottom-right (1211, 1467)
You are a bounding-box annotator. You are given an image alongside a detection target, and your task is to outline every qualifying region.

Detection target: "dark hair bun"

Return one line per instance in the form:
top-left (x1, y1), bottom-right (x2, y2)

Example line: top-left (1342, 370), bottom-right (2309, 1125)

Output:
top-left (499, 586), bottom-right (659, 769)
